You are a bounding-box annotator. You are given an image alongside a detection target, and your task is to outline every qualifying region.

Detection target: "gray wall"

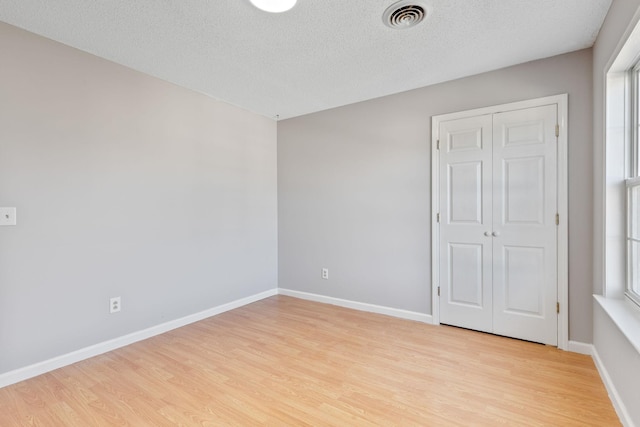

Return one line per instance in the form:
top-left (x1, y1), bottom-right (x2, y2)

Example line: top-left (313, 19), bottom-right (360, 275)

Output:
top-left (0, 22), bottom-right (278, 374)
top-left (279, 49), bottom-right (594, 342)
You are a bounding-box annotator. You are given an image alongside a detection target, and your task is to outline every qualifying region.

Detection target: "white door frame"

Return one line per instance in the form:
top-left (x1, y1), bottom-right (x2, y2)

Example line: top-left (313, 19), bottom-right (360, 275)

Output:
top-left (431, 94), bottom-right (569, 350)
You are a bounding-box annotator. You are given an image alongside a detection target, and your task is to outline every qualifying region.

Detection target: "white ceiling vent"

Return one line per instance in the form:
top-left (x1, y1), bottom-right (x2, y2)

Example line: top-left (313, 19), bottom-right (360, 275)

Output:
top-left (383, 1), bottom-right (428, 29)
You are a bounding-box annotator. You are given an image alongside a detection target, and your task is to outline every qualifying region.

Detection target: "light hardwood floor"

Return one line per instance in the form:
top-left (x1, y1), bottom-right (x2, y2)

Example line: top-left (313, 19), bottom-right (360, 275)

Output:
top-left (0, 296), bottom-right (619, 426)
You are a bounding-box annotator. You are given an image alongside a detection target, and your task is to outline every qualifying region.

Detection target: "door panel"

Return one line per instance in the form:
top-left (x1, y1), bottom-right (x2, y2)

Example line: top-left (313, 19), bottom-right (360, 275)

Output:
top-left (439, 115), bottom-right (493, 333)
top-left (448, 127), bottom-right (484, 151)
top-left (503, 245), bottom-right (545, 315)
top-left (503, 156), bottom-right (545, 225)
top-left (448, 162), bottom-right (483, 224)
top-left (492, 105), bottom-right (558, 345)
top-left (502, 121), bottom-right (546, 147)
top-left (449, 243), bottom-right (484, 307)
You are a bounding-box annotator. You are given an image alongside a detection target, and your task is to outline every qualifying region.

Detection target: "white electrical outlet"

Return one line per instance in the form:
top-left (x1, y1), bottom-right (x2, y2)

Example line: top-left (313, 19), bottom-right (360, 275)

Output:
top-left (0, 207), bottom-right (17, 226)
top-left (322, 268), bottom-right (329, 280)
top-left (110, 297), bottom-right (121, 314)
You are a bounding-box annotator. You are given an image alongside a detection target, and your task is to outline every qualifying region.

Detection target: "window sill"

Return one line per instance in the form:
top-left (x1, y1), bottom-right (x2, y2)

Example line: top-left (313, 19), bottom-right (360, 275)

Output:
top-left (594, 294), bottom-right (640, 354)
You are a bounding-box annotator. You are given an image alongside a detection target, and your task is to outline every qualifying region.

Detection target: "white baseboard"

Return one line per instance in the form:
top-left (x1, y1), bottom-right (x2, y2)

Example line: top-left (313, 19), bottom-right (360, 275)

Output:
top-left (567, 340), bottom-right (593, 355)
top-left (0, 288), bottom-right (278, 389)
top-left (278, 288), bottom-right (433, 324)
top-left (592, 346), bottom-right (635, 427)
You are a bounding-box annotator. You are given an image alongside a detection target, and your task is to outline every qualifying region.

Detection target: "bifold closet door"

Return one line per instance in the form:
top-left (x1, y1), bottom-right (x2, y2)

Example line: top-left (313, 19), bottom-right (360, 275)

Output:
top-left (438, 114), bottom-right (494, 333)
top-left (438, 105), bottom-right (558, 345)
top-left (491, 105), bottom-right (558, 345)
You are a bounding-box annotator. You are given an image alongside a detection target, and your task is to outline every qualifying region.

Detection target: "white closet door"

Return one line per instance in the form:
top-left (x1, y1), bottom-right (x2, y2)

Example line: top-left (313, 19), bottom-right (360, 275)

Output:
top-left (437, 104), bottom-right (558, 345)
top-left (492, 105), bottom-right (558, 345)
top-left (438, 114), bottom-right (493, 333)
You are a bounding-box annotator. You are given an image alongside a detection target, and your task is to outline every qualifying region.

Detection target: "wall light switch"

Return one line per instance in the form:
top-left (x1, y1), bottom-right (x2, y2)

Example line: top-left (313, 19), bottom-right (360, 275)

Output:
top-left (0, 208), bottom-right (17, 226)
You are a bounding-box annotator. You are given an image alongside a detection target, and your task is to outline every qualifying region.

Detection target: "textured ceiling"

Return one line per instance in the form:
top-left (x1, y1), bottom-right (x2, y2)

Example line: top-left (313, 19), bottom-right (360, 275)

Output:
top-left (0, 0), bottom-right (612, 120)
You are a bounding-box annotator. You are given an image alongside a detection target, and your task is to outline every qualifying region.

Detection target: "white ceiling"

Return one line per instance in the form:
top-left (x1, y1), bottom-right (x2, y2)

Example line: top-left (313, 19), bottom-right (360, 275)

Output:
top-left (0, 0), bottom-right (612, 120)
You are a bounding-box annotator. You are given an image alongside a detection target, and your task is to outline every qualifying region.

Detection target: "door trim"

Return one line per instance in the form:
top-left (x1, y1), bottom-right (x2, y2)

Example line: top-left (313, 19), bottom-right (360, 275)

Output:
top-left (431, 94), bottom-right (569, 350)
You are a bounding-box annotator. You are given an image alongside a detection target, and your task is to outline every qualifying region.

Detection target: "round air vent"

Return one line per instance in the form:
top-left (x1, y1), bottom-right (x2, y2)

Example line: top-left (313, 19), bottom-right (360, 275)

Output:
top-left (383, 1), bottom-right (428, 29)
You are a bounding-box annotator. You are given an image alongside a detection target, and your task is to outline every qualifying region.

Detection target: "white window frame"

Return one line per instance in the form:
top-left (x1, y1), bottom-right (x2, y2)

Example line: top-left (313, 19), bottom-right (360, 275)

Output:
top-left (631, 63), bottom-right (640, 177)
top-left (626, 62), bottom-right (640, 308)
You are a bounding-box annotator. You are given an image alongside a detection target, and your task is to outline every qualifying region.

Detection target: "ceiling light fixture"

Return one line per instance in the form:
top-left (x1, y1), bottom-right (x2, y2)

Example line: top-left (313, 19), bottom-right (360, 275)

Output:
top-left (250, 0), bottom-right (297, 13)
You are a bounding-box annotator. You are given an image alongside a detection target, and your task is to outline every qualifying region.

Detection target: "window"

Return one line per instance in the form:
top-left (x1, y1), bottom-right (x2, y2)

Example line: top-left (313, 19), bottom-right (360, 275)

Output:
top-left (627, 62), bottom-right (640, 306)
top-left (627, 178), bottom-right (640, 305)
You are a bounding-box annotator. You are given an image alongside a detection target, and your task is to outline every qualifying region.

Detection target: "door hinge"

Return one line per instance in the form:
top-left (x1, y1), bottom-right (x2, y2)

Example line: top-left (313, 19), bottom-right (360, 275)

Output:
top-left (556, 302), bottom-right (560, 314)
top-left (555, 213), bottom-right (559, 225)
top-left (555, 124), bottom-right (559, 138)
top-left (438, 286), bottom-right (441, 297)
top-left (436, 139), bottom-right (440, 150)
top-left (436, 213), bottom-right (440, 223)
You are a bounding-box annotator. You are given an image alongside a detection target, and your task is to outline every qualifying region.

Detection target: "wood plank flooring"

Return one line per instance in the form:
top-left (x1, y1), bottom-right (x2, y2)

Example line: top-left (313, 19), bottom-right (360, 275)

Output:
top-left (0, 295), bottom-right (620, 426)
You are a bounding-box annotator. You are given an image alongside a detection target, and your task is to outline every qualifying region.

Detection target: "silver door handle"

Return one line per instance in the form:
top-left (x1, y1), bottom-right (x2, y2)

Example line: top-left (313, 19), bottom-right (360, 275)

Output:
top-left (492, 231), bottom-right (500, 237)
top-left (484, 231), bottom-right (491, 237)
